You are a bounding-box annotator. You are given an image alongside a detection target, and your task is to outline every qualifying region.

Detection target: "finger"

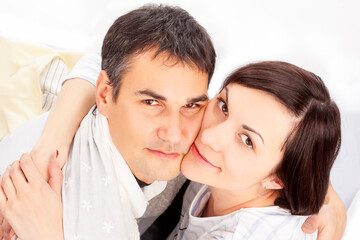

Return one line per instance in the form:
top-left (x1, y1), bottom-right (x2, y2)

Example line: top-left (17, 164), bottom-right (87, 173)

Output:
top-left (48, 158), bottom-right (63, 198)
top-left (9, 161), bottom-right (27, 191)
top-left (0, 206), bottom-right (4, 238)
top-left (1, 168), bottom-right (16, 200)
top-left (9, 229), bottom-right (16, 240)
top-left (0, 175), bottom-right (8, 212)
top-left (0, 192), bottom-right (4, 219)
top-left (1, 219), bottom-right (12, 239)
top-left (19, 153), bottom-right (43, 185)
top-left (4, 232), bottom-right (12, 240)
top-left (4, 233), bottom-right (10, 240)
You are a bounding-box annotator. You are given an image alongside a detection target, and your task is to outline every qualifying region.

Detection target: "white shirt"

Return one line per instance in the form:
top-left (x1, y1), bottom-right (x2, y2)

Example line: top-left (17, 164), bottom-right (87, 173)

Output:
top-left (168, 182), bottom-right (318, 240)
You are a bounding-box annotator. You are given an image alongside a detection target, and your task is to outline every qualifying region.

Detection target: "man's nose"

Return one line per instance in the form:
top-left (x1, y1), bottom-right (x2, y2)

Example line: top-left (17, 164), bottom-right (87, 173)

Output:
top-left (158, 113), bottom-right (183, 144)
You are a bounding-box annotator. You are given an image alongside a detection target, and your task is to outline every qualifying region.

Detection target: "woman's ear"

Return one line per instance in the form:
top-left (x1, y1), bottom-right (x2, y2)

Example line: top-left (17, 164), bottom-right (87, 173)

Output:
top-left (262, 175), bottom-right (284, 190)
top-left (96, 70), bottom-right (112, 117)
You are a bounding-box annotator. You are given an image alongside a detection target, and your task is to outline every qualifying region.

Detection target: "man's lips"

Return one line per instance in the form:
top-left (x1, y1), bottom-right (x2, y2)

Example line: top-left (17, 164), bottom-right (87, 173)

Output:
top-left (146, 148), bottom-right (180, 159)
top-left (191, 144), bottom-right (219, 169)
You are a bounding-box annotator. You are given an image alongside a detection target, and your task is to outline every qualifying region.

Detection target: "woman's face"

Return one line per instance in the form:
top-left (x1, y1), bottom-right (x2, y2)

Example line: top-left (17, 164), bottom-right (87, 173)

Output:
top-left (181, 83), bottom-right (296, 193)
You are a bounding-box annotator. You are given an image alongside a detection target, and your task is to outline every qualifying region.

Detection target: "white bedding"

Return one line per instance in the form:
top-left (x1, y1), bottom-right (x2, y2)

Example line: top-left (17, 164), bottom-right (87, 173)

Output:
top-left (343, 190), bottom-right (360, 239)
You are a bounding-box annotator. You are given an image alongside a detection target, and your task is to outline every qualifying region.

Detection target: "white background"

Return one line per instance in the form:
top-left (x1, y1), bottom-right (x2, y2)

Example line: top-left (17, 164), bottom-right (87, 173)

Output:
top-left (0, 0), bottom-right (359, 206)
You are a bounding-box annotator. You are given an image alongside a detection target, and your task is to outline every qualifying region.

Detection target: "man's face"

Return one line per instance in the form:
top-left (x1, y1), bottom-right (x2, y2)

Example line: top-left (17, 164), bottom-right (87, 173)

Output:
top-left (99, 50), bottom-right (209, 183)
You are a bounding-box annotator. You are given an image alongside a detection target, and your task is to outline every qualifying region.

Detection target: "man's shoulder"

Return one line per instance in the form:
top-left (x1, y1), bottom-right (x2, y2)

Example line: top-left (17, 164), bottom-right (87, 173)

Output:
top-left (141, 178), bottom-right (191, 240)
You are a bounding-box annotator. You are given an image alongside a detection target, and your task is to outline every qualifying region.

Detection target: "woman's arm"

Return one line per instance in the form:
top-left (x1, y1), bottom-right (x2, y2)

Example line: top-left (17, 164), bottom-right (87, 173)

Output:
top-left (31, 78), bottom-right (96, 180)
top-left (32, 53), bottom-right (101, 180)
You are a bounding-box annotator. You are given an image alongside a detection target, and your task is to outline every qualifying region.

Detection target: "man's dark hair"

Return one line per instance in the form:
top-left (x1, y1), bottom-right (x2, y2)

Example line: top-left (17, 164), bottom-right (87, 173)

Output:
top-left (102, 4), bottom-right (216, 101)
top-left (222, 61), bottom-right (341, 215)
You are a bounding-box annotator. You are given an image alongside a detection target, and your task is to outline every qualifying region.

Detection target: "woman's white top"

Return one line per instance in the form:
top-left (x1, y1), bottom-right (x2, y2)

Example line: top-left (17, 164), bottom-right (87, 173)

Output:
top-left (168, 182), bottom-right (317, 240)
top-left (65, 53), bottom-right (101, 86)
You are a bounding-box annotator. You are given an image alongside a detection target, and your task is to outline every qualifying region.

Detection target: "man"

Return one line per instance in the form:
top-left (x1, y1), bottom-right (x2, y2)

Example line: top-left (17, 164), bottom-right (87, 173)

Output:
top-left (1, 4), bottom-right (213, 239)
top-left (0, 4), bottom-right (345, 240)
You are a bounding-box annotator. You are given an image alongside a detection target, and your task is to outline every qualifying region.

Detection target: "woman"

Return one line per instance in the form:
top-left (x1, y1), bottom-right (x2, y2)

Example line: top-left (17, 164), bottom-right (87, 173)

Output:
top-left (167, 61), bottom-right (341, 239)
top-left (0, 61), bottom-right (341, 239)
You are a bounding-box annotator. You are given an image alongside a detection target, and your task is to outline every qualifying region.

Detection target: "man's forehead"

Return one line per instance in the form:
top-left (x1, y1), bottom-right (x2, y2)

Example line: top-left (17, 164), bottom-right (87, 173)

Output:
top-left (130, 48), bottom-right (208, 79)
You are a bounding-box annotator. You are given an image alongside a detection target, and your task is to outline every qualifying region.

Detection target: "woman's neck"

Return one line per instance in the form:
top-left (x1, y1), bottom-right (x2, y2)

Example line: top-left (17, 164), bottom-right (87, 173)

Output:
top-left (202, 186), bottom-right (279, 217)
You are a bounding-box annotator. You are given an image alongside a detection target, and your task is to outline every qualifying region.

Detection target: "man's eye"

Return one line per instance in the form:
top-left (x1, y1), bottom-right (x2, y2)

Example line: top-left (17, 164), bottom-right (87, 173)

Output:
top-left (143, 99), bottom-right (159, 106)
top-left (184, 103), bottom-right (199, 109)
top-left (217, 98), bottom-right (228, 115)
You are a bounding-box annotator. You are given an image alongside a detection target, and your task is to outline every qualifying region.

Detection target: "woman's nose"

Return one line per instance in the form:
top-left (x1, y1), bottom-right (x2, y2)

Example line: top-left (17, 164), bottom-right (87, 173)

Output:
top-left (200, 122), bottom-right (228, 153)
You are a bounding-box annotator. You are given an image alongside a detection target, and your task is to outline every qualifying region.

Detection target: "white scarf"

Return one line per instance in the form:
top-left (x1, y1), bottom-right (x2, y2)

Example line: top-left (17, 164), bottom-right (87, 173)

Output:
top-left (62, 108), bottom-right (166, 240)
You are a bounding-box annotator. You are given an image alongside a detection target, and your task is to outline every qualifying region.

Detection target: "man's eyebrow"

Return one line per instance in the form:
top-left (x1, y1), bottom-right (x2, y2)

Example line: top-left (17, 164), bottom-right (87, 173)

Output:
top-left (187, 94), bottom-right (209, 103)
top-left (242, 124), bottom-right (265, 145)
top-left (136, 90), bottom-right (166, 101)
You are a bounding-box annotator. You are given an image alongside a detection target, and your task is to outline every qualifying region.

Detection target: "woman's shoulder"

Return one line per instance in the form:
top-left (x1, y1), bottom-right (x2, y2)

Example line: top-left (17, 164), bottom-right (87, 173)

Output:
top-left (183, 182), bottom-right (207, 205)
top-left (232, 206), bottom-right (318, 239)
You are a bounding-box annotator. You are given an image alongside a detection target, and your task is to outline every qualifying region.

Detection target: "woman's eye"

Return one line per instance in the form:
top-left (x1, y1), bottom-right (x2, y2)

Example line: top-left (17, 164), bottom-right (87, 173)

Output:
top-left (143, 99), bottom-right (159, 106)
top-left (241, 134), bottom-right (253, 149)
top-left (217, 98), bottom-right (228, 115)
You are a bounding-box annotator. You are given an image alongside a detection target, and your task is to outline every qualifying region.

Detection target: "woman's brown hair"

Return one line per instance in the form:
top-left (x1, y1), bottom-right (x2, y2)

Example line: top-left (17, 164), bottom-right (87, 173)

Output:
top-left (222, 61), bottom-right (341, 215)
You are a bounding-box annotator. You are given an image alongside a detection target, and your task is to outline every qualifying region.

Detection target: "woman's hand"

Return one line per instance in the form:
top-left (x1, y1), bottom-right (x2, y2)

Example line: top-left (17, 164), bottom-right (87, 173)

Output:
top-left (302, 183), bottom-right (346, 240)
top-left (0, 214), bottom-right (16, 240)
top-left (0, 153), bottom-right (64, 240)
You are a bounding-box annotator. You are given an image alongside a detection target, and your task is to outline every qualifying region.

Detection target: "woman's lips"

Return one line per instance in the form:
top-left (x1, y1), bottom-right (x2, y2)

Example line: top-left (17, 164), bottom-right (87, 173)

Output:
top-left (191, 144), bottom-right (219, 169)
top-left (146, 148), bottom-right (180, 159)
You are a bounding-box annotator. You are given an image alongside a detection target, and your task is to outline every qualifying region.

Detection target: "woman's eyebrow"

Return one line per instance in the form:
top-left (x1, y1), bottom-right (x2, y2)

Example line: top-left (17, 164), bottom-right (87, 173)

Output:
top-left (242, 124), bottom-right (265, 145)
top-left (225, 87), bottom-right (229, 104)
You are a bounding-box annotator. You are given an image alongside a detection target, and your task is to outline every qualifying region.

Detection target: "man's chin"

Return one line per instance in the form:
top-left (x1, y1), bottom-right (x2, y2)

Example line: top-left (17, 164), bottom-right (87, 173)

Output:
top-left (142, 150), bottom-right (183, 180)
top-left (153, 161), bottom-right (182, 181)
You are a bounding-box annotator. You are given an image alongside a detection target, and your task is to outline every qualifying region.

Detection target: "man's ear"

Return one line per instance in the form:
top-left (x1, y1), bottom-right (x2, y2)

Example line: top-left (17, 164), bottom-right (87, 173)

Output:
top-left (262, 175), bottom-right (284, 190)
top-left (96, 70), bottom-right (112, 117)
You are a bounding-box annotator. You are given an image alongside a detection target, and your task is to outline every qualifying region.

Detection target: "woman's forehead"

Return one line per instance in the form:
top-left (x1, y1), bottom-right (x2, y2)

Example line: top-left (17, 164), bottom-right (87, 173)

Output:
top-left (224, 84), bottom-right (297, 148)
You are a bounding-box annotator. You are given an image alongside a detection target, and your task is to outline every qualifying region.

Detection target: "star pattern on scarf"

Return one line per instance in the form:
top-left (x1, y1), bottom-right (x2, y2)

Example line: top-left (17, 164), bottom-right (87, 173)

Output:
top-left (102, 176), bottom-right (110, 186)
top-left (65, 177), bottom-right (73, 189)
top-left (69, 234), bottom-right (80, 240)
top-left (81, 200), bottom-right (93, 212)
top-left (102, 221), bottom-right (115, 233)
top-left (81, 161), bottom-right (91, 172)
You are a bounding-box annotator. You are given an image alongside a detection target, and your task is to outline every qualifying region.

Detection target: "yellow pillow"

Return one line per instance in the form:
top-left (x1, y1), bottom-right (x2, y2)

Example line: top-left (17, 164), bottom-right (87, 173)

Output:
top-left (0, 37), bottom-right (84, 140)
